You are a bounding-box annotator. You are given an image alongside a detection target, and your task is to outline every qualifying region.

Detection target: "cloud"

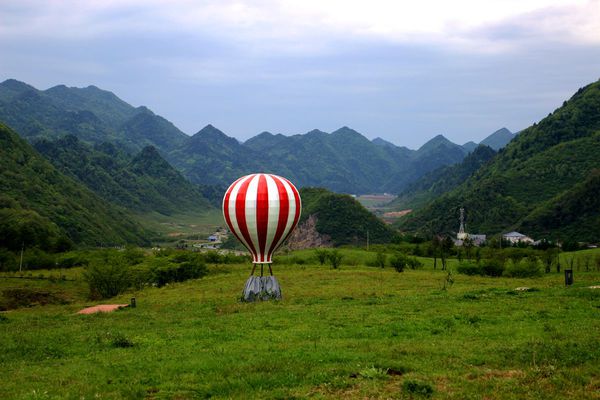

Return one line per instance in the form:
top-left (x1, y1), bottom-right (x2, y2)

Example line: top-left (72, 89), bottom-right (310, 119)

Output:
top-left (2, 0), bottom-right (598, 54)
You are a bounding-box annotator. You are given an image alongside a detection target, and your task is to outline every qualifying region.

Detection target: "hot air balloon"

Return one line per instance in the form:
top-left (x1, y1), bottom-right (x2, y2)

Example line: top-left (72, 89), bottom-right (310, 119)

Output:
top-left (222, 173), bottom-right (301, 301)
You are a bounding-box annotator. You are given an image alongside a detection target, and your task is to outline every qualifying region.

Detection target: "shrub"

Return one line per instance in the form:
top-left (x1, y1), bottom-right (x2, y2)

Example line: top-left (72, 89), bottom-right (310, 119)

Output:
top-left (22, 248), bottom-right (56, 270)
top-left (122, 247), bottom-right (145, 265)
top-left (457, 261), bottom-right (482, 276)
top-left (402, 379), bottom-right (434, 397)
top-left (374, 251), bottom-right (387, 268)
top-left (390, 253), bottom-right (408, 272)
top-left (150, 253), bottom-right (207, 287)
top-left (327, 249), bottom-right (343, 269)
top-left (481, 259), bottom-right (504, 277)
top-left (202, 251), bottom-right (222, 264)
top-left (314, 248), bottom-right (329, 265)
top-left (83, 257), bottom-right (131, 299)
top-left (407, 257), bottom-right (423, 270)
top-left (56, 253), bottom-right (89, 269)
top-left (0, 249), bottom-right (17, 272)
top-left (503, 257), bottom-right (543, 278)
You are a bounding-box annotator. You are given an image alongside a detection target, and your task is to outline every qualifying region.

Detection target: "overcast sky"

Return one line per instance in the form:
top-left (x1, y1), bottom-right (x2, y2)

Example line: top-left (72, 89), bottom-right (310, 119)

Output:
top-left (1, 0), bottom-right (599, 148)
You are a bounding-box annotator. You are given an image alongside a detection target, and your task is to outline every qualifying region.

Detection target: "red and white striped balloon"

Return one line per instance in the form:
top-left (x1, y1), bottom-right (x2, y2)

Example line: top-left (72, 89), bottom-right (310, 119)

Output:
top-left (222, 173), bottom-right (302, 264)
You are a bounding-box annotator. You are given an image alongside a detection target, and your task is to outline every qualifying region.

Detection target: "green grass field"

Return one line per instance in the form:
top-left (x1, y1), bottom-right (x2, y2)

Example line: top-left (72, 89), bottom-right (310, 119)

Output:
top-left (1, 249), bottom-right (599, 399)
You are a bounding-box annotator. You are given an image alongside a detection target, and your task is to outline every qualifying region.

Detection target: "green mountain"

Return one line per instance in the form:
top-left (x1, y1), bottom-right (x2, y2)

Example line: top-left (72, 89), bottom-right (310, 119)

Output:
top-left (0, 123), bottom-right (150, 250)
top-left (33, 136), bottom-right (210, 215)
top-left (243, 127), bottom-right (414, 193)
top-left (391, 145), bottom-right (497, 210)
top-left (462, 141), bottom-right (478, 152)
top-left (168, 124), bottom-right (267, 186)
top-left (381, 135), bottom-right (469, 193)
top-left (299, 187), bottom-right (395, 245)
top-left (397, 80), bottom-right (600, 241)
top-left (0, 79), bottom-right (477, 194)
top-left (480, 127), bottom-right (515, 150)
top-left (0, 79), bottom-right (188, 153)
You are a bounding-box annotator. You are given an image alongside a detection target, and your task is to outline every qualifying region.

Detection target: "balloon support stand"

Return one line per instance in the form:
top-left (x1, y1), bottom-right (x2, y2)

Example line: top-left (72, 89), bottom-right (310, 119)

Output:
top-left (241, 264), bottom-right (282, 302)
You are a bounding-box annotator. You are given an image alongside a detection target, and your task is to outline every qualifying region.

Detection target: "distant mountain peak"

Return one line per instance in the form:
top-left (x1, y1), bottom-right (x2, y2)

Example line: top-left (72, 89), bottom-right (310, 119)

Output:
top-left (418, 134), bottom-right (455, 152)
top-left (307, 128), bottom-right (326, 134)
top-left (480, 127), bottom-right (515, 150)
top-left (131, 145), bottom-right (172, 173)
top-left (194, 124), bottom-right (226, 137)
top-left (0, 78), bottom-right (33, 90)
top-left (331, 126), bottom-right (364, 138)
top-left (372, 137), bottom-right (396, 148)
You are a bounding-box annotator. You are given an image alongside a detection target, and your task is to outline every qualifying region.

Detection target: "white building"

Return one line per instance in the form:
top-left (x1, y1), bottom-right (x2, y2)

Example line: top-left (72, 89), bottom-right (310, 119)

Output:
top-left (502, 231), bottom-right (533, 244)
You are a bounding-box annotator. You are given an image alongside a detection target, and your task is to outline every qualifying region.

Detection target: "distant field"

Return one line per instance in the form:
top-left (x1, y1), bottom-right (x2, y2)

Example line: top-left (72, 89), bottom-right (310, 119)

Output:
top-left (1, 248), bottom-right (599, 399)
top-left (356, 194), bottom-right (397, 209)
top-left (134, 209), bottom-right (224, 242)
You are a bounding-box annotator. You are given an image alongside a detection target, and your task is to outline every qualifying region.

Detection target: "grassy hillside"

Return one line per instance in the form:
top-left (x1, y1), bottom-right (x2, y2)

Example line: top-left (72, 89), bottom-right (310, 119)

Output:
top-left (0, 248), bottom-right (598, 399)
top-left (398, 80), bottom-right (600, 241)
top-left (0, 123), bottom-right (150, 249)
top-left (300, 188), bottom-right (396, 245)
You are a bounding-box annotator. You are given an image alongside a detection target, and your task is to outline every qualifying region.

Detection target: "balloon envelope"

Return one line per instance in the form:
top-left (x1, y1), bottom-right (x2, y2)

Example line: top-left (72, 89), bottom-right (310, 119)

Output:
top-left (222, 173), bottom-right (301, 263)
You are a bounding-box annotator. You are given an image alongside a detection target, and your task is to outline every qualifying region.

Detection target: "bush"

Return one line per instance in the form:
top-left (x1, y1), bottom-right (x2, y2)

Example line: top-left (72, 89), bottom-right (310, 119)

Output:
top-left (22, 248), bottom-right (56, 270)
top-left (122, 247), bottom-right (145, 265)
top-left (56, 253), bottom-right (89, 269)
top-left (390, 253), bottom-right (408, 272)
top-left (0, 249), bottom-right (17, 272)
top-left (150, 253), bottom-right (207, 287)
top-left (328, 249), bottom-right (343, 269)
top-left (481, 259), bottom-right (504, 277)
top-left (83, 257), bottom-right (131, 299)
top-left (407, 257), bottom-right (423, 270)
top-left (402, 379), bottom-right (434, 397)
top-left (503, 257), bottom-right (543, 278)
top-left (374, 251), bottom-right (387, 268)
top-left (314, 248), bottom-right (329, 265)
top-left (457, 261), bottom-right (482, 276)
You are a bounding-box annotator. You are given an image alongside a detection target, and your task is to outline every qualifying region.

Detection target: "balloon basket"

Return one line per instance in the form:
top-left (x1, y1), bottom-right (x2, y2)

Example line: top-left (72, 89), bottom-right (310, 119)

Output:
top-left (241, 264), bottom-right (282, 302)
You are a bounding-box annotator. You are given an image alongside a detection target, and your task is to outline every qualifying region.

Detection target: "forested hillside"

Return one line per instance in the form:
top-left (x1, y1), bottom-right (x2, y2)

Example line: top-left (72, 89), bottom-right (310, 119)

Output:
top-left (0, 123), bottom-right (150, 250)
top-left (390, 145), bottom-right (497, 210)
top-left (0, 79), bottom-right (188, 153)
top-left (397, 80), bottom-right (600, 241)
top-left (34, 136), bottom-right (210, 215)
top-left (299, 188), bottom-right (395, 245)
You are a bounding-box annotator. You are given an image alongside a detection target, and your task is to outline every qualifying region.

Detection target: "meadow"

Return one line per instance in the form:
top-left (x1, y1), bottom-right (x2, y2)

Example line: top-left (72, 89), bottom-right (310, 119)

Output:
top-left (0, 248), bottom-right (599, 399)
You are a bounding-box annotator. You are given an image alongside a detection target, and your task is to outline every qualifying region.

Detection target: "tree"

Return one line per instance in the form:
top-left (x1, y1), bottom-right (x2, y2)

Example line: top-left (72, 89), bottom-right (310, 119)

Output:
top-left (541, 248), bottom-right (558, 273)
top-left (440, 236), bottom-right (454, 271)
top-left (463, 237), bottom-right (474, 260)
top-left (431, 236), bottom-right (441, 270)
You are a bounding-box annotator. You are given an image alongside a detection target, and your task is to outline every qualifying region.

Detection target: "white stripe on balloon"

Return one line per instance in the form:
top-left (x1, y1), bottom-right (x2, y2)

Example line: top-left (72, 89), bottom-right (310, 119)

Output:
top-left (264, 174), bottom-right (280, 261)
top-left (244, 174), bottom-right (260, 258)
top-left (227, 174), bottom-right (254, 254)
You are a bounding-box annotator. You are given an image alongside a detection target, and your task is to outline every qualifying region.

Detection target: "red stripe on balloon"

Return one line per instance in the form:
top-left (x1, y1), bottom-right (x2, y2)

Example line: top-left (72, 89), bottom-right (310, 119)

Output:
top-left (277, 177), bottom-right (301, 246)
top-left (223, 177), bottom-right (246, 251)
top-left (256, 174), bottom-right (269, 263)
top-left (235, 175), bottom-right (258, 261)
top-left (266, 176), bottom-right (290, 260)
